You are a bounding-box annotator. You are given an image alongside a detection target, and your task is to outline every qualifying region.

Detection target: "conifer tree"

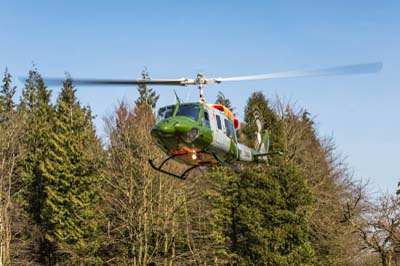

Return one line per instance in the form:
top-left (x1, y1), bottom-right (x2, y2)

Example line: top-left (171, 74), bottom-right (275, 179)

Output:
top-left (242, 92), bottom-right (284, 160)
top-left (215, 91), bottom-right (235, 114)
top-left (209, 165), bottom-right (316, 265)
top-left (18, 68), bottom-right (55, 264)
top-left (135, 69), bottom-right (159, 108)
top-left (0, 68), bottom-right (16, 120)
top-left (208, 93), bottom-right (316, 265)
top-left (40, 77), bottom-right (103, 264)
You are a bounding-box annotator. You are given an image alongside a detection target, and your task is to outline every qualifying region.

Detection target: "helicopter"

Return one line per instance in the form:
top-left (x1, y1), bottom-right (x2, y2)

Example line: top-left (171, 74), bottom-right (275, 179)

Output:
top-left (42, 62), bottom-right (382, 179)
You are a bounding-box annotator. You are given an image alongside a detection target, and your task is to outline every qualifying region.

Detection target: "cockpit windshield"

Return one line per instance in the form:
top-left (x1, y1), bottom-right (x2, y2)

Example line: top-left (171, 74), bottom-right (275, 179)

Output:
top-left (175, 104), bottom-right (200, 122)
top-left (157, 105), bottom-right (175, 122)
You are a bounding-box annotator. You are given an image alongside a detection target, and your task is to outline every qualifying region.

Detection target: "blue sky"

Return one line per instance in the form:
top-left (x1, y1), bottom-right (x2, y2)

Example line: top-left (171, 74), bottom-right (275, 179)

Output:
top-left (1, 0), bottom-right (399, 193)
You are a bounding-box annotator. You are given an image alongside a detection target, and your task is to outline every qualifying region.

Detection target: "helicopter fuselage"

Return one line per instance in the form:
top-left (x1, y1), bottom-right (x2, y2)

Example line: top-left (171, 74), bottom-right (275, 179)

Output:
top-left (150, 102), bottom-right (265, 168)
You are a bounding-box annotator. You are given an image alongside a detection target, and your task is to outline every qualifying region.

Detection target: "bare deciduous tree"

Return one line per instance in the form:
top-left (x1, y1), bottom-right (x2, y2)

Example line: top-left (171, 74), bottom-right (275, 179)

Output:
top-left (0, 111), bottom-right (23, 265)
top-left (274, 97), bottom-right (375, 265)
top-left (345, 191), bottom-right (400, 266)
top-left (102, 102), bottom-right (215, 265)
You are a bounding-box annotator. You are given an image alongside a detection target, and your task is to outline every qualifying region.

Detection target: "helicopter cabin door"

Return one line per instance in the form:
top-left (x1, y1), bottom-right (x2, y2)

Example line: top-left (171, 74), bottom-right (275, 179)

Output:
top-left (209, 109), bottom-right (235, 154)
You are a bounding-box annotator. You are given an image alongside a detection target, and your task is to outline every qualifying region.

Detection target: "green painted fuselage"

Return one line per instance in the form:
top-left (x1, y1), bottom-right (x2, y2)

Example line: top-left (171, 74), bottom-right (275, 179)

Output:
top-left (151, 102), bottom-right (267, 166)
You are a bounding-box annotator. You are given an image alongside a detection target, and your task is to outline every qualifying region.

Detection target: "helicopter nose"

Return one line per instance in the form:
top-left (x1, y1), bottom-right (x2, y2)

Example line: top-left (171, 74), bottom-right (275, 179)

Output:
top-left (151, 118), bottom-right (177, 137)
top-left (153, 117), bottom-right (196, 137)
top-left (158, 122), bottom-right (176, 134)
top-left (174, 122), bottom-right (191, 133)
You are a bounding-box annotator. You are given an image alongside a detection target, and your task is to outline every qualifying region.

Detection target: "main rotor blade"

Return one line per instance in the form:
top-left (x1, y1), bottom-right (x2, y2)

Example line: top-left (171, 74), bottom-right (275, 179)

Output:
top-left (22, 61), bottom-right (382, 88)
top-left (37, 78), bottom-right (195, 87)
top-left (214, 62), bottom-right (383, 83)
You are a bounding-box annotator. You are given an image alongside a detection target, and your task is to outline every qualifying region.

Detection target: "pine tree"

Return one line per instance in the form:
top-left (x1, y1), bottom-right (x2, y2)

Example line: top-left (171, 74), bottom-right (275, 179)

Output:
top-left (40, 77), bottom-right (103, 264)
top-left (135, 69), bottom-right (159, 108)
top-left (208, 93), bottom-right (316, 265)
top-left (18, 68), bottom-right (53, 222)
top-left (18, 68), bottom-right (55, 264)
top-left (0, 68), bottom-right (16, 122)
top-left (209, 164), bottom-right (316, 265)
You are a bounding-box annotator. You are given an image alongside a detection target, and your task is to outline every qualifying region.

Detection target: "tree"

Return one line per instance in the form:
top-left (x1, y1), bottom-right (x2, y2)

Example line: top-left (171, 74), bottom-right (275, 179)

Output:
top-left (274, 98), bottom-right (374, 265)
top-left (0, 69), bottom-right (22, 266)
top-left (241, 92), bottom-right (284, 161)
top-left (18, 68), bottom-right (55, 264)
top-left (0, 68), bottom-right (16, 120)
top-left (103, 82), bottom-right (181, 264)
top-left (207, 93), bottom-right (316, 265)
top-left (345, 192), bottom-right (400, 266)
top-left (102, 78), bottom-right (222, 264)
top-left (208, 163), bottom-right (315, 265)
top-left (39, 77), bottom-right (104, 264)
top-left (215, 91), bottom-right (235, 114)
top-left (135, 69), bottom-right (159, 109)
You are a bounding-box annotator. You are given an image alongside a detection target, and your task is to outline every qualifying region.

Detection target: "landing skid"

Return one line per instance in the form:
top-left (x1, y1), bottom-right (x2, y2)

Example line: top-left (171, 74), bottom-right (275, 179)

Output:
top-left (148, 155), bottom-right (200, 180)
top-left (148, 151), bottom-right (242, 179)
top-left (211, 152), bottom-right (242, 173)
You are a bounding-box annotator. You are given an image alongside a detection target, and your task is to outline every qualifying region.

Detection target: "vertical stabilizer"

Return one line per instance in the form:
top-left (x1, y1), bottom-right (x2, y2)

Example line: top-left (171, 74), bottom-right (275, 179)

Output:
top-left (259, 129), bottom-right (270, 154)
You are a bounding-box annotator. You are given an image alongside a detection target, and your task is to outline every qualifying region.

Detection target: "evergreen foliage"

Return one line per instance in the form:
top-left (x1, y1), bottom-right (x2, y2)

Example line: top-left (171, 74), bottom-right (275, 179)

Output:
top-left (17, 71), bottom-right (103, 264)
top-left (242, 92), bottom-right (284, 158)
top-left (19, 68), bottom-right (53, 224)
top-left (216, 91), bottom-right (235, 114)
top-left (1, 67), bottom-right (387, 265)
top-left (17, 68), bottom-right (55, 264)
top-left (208, 93), bottom-right (316, 265)
top-left (209, 164), bottom-right (315, 265)
top-left (135, 69), bottom-right (159, 108)
top-left (0, 68), bottom-right (16, 120)
top-left (39, 77), bottom-right (104, 264)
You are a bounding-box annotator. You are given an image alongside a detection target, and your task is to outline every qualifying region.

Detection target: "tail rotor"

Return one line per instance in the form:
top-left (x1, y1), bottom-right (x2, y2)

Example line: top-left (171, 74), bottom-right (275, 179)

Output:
top-left (254, 111), bottom-right (269, 153)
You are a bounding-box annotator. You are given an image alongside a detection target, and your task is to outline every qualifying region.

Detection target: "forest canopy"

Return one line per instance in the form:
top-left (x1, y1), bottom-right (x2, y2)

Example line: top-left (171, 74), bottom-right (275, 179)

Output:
top-left (0, 67), bottom-right (398, 266)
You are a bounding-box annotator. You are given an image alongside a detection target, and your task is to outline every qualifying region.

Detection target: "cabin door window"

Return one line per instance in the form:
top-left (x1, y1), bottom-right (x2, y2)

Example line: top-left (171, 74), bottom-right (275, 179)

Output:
top-left (216, 115), bottom-right (222, 130)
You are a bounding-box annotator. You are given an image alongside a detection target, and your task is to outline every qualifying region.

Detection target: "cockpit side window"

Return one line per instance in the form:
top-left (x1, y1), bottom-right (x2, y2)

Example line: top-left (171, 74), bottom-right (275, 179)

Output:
top-left (203, 110), bottom-right (210, 128)
top-left (176, 104), bottom-right (200, 122)
top-left (157, 106), bottom-right (175, 122)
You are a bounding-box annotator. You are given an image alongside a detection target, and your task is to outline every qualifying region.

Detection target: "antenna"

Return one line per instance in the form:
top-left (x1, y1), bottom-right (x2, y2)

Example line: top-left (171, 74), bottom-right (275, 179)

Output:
top-left (173, 89), bottom-right (182, 104)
